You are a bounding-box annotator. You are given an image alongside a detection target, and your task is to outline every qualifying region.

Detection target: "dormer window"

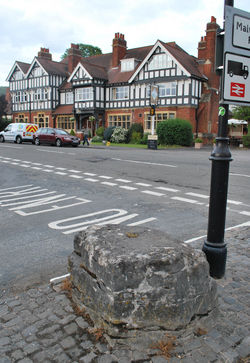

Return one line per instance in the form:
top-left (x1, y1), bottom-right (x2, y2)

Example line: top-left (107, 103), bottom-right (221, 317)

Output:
top-left (121, 58), bottom-right (135, 72)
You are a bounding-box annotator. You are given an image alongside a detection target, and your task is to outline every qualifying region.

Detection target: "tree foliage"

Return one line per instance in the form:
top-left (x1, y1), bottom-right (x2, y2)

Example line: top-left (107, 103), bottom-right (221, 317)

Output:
top-left (232, 106), bottom-right (250, 122)
top-left (61, 43), bottom-right (102, 60)
top-left (157, 119), bottom-right (193, 146)
top-left (0, 95), bottom-right (7, 120)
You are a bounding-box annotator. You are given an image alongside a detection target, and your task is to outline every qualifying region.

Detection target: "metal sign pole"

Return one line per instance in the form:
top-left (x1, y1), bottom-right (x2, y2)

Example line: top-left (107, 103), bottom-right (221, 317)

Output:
top-left (202, 0), bottom-right (234, 279)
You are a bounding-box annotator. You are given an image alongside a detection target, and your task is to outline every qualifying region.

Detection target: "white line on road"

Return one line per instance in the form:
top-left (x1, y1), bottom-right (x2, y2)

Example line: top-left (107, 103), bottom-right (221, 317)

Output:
top-left (127, 217), bottom-right (157, 226)
top-left (119, 186), bottom-right (138, 191)
top-left (56, 167), bottom-right (67, 170)
top-left (85, 178), bottom-right (99, 182)
top-left (171, 196), bottom-right (204, 205)
top-left (240, 211), bottom-right (250, 216)
top-left (99, 175), bottom-right (113, 179)
top-left (135, 182), bottom-right (152, 187)
top-left (101, 181), bottom-right (117, 186)
top-left (185, 192), bottom-right (209, 199)
top-left (116, 178), bottom-right (132, 183)
top-left (112, 158), bottom-right (177, 168)
top-left (156, 187), bottom-right (179, 193)
top-left (230, 173), bottom-right (250, 178)
top-left (43, 165), bottom-right (54, 168)
top-left (141, 190), bottom-right (165, 197)
top-left (69, 175), bottom-right (83, 179)
top-left (0, 185), bottom-right (33, 193)
top-left (184, 220), bottom-right (250, 244)
top-left (55, 172), bottom-right (67, 175)
top-left (84, 172), bottom-right (96, 176)
top-left (68, 170), bottom-right (82, 173)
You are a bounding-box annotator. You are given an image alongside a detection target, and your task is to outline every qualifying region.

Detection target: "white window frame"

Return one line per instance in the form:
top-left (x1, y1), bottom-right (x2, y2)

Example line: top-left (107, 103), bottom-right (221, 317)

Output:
top-left (75, 87), bottom-right (93, 101)
top-left (159, 82), bottom-right (177, 97)
top-left (112, 86), bottom-right (129, 100)
top-left (148, 54), bottom-right (171, 70)
top-left (66, 91), bottom-right (73, 104)
top-left (121, 59), bottom-right (134, 72)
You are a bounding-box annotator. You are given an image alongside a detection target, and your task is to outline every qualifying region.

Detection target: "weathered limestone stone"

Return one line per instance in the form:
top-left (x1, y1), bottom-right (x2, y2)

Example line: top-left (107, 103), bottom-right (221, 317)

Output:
top-left (68, 225), bottom-right (217, 336)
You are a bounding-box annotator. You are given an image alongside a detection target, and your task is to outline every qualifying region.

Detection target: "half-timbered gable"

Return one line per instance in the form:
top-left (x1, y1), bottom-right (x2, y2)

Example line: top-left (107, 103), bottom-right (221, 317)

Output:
top-left (6, 16), bottom-right (220, 139)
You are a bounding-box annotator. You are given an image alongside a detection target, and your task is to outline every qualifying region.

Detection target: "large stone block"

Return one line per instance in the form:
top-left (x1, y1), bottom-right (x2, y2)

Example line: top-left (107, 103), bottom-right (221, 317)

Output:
top-left (68, 225), bottom-right (217, 335)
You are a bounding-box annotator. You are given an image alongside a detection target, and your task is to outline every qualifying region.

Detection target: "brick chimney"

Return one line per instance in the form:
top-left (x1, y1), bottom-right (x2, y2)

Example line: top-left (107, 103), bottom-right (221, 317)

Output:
top-left (112, 33), bottom-right (127, 68)
top-left (38, 48), bottom-right (52, 60)
top-left (68, 43), bottom-right (82, 74)
top-left (198, 16), bottom-right (219, 64)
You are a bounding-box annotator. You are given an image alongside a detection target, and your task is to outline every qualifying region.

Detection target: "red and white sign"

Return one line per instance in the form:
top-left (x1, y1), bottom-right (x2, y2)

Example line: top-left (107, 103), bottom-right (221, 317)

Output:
top-left (230, 82), bottom-right (245, 97)
top-left (223, 53), bottom-right (250, 105)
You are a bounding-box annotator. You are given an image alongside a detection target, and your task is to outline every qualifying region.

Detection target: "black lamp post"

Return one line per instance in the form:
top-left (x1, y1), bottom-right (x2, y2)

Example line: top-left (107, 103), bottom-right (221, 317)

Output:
top-left (202, 0), bottom-right (234, 279)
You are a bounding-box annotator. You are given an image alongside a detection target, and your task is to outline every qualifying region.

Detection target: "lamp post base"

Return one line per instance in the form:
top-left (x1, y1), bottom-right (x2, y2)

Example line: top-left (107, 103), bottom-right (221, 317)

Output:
top-left (202, 241), bottom-right (227, 279)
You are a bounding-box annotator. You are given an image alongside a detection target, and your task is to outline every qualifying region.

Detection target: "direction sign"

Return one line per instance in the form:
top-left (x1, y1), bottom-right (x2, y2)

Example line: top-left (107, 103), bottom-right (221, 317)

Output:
top-left (223, 52), bottom-right (250, 104)
top-left (233, 14), bottom-right (250, 51)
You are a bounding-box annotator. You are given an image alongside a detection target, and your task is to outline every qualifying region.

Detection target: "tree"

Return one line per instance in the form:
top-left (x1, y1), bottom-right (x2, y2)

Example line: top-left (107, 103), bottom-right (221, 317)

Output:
top-left (232, 106), bottom-right (250, 122)
top-left (61, 44), bottom-right (102, 60)
top-left (0, 95), bottom-right (7, 120)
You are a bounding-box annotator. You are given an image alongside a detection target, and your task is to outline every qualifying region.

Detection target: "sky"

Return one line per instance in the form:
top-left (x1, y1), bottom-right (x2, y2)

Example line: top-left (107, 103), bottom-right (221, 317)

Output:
top-left (1, 0), bottom-right (249, 86)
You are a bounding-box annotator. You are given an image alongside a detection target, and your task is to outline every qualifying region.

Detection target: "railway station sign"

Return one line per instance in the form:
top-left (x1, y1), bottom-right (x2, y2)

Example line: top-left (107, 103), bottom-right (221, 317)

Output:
top-left (223, 5), bottom-right (250, 105)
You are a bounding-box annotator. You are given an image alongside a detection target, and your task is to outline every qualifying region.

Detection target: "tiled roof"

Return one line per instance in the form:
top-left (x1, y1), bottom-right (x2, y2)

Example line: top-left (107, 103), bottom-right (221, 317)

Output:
top-left (16, 61), bottom-right (30, 74)
top-left (53, 104), bottom-right (74, 115)
top-left (37, 57), bottom-right (69, 77)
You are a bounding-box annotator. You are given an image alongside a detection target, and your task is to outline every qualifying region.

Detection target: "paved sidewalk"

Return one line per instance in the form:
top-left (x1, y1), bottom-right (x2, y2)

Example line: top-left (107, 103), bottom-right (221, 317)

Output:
top-left (0, 226), bottom-right (249, 362)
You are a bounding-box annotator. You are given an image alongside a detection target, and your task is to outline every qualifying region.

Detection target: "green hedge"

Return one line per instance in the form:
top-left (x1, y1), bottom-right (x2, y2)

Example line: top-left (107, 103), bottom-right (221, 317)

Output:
top-left (157, 118), bottom-right (193, 146)
top-left (103, 126), bottom-right (116, 141)
top-left (127, 123), bottom-right (143, 143)
top-left (243, 135), bottom-right (250, 148)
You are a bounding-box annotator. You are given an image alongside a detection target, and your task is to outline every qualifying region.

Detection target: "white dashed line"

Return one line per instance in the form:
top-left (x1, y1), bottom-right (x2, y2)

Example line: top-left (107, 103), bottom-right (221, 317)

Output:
top-left (155, 187), bottom-right (179, 193)
top-left (68, 170), bottom-right (82, 173)
top-left (85, 178), bottom-right (99, 182)
top-left (43, 169), bottom-right (53, 173)
top-left (240, 211), bottom-right (250, 216)
top-left (171, 196), bottom-right (204, 205)
top-left (116, 179), bottom-right (132, 183)
top-left (101, 182), bottom-right (117, 186)
top-left (69, 175), bottom-right (83, 179)
top-left (119, 186), bottom-right (137, 191)
top-left (99, 175), bottom-right (113, 179)
top-left (55, 172), bottom-right (67, 175)
top-left (135, 182), bottom-right (152, 187)
top-left (227, 199), bottom-right (243, 205)
top-left (84, 173), bottom-right (96, 176)
top-left (127, 217), bottom-right (157, 226)
top-left (141, 190), bottom-right (165, 197)
top-left (43, 165), bottom-right (54, 168)
top-left (31, 167), bottom-right (42, 170)
top-left (56, 167), bottom-right (67, 171)
top-left (185, 192), bottom-right (208, 199)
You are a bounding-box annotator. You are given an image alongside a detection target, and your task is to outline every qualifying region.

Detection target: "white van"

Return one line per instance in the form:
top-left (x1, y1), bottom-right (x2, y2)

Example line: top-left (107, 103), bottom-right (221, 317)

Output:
top-left (0, 123), bottom-right (38, 144)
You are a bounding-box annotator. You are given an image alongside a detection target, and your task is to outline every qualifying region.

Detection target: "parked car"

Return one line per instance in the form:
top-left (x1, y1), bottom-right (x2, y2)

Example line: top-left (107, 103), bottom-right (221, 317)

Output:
top-left (0, 123), bottom-right (38, 144)
top-left (33, 128), bottom-right (80, 147)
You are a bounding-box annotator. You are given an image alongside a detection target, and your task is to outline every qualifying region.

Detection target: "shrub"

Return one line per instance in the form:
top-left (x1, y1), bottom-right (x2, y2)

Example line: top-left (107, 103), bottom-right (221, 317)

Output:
top-left (103, 126), bottom-right (116, 141)
top-left (242, 135), bottom-right (250, 148)
top-left (0, 119), bottom-right (11, 132)
top-left (127, 123), bottom-right (144, 143)
top-left (140, 132), bottom-right (150, 144)
top-left (194, 138), bottom-right (203, 143)
top-left (70, 129), bottom-right (75, 136)
top-left (91, 136), bottom-right (102, 143)
top-left (130, 131), bottom-right (141, 144)
top-left (157, 119), bottom-right (193, 146)
top-left (96, 126), bottom-right (104, 138)
top-left (110, 127), bottom-right (128, 143)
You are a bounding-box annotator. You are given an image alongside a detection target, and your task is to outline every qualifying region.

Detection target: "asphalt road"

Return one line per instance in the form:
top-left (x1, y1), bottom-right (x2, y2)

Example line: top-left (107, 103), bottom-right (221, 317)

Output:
top-left (0, 142), bottom-right (249, 295)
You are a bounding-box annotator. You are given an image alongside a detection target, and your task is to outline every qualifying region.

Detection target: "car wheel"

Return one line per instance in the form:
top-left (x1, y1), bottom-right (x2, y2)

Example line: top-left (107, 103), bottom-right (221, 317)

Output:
top-left (16, 136), bottom-right (22, 144)
top-left (34, 137), bottom-right (40, 145)
top-left (0, 135), bottom-right (5, 143)
top-left (56, 138), bottom-right (62, 147)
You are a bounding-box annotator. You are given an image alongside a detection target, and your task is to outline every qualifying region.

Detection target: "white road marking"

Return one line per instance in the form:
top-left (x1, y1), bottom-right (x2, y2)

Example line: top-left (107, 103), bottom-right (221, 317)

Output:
top-left (185, 192), bottom-right (208, 199)
top-left (42, 169), bottom-right (53, 173)
top-left (119, 186), bottom-right (137, 191)
top-left (112, 158), bottom-right (177, 168)
top-left (20, 164), bottom-right (29, 168)
top-left (230, 173), bottom-right (250, 178)
top-left (227, 199), bottom-right (243, 205)
top-left (55, 172), bottom-right (67, 175)
top-left (0, 145), bottom-right (22, 149)
top-left (68, 170), bottom-right (82, 173)
top-left (99, 175), bottom-right (113, 179)
top-left (101, 181), bottom-right (117, 186)
top-left (1, 192), bottom-right (57, 207)
top-left (171, 196), bottom-right (204, 205)
top-left (22, 161), bottom-right (31, 164)
top-left (33, 163), bottom-right (42, 166)
top-left (10, 162), bottom-right (19, 165)
top-left (127, 217), bottom-right (157, 226)
top-left (116, 178), bottom-right (132, 183)
top-left (31, 167), bottom-right (42, 170)
top-left (85, 178), bottom-right (99, 182)
top-left (84, 172), bottom-right (96, 176)
top-left (141, 190), bottom-right (165, 197)
top-left (56, 167), bottom-right (67, 170)
top-left (0, 186), bottom-right (45, 199)
top-left (50, 273), bottom-right (70, 284)
top-left (135, 182), bottom-right (152, 187)
top-left (69, 175), bottom-right (83, 179)
top-left (0, 185), bottom-right (33, 193)
top-left (43, 165), bottom-right (54, 168)
top-left (240, 211), bottom-right (250, 216)
top-left (98, 213), bottom-right (139, 225)
top-left (156, 187), bottom-right (179, 193)
top-left (184, 220), bottom-right (250, 244)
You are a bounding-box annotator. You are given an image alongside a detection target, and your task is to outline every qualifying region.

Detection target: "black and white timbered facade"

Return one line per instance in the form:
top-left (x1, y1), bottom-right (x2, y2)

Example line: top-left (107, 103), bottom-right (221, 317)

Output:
top-left (6, 17), bottom-right (220, 138)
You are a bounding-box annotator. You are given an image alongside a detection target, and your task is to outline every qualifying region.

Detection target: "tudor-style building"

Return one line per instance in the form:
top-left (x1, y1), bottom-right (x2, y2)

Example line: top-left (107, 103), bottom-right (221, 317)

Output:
top-left (6, 16), bottom-right (220, 141)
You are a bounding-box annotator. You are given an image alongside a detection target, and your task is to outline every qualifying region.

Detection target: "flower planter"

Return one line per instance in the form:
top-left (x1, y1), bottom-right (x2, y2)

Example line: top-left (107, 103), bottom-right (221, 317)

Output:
top-left (195, 142), bottom-right (203, 149)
